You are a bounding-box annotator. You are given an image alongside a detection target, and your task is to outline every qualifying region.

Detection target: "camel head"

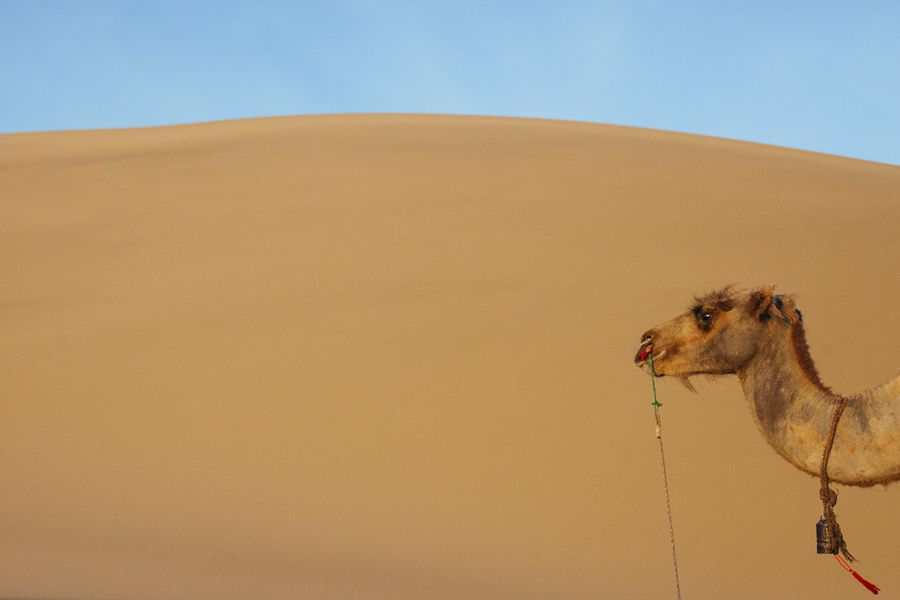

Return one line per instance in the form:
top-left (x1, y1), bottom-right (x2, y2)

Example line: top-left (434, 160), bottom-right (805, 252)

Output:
top-left (634, 286), bottom-right (801, 389)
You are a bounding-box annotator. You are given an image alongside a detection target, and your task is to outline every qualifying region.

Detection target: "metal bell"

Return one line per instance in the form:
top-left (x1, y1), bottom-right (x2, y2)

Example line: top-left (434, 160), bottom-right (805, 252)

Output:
top-left (816, 518), bottom-right (839, 554)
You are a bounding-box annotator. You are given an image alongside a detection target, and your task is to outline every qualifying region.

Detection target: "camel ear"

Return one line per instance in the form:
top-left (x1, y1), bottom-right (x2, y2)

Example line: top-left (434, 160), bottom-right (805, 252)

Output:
top-left (750, 287), bottom-right (789, 322)
top-left (774, 295), bottom-right (801, 323)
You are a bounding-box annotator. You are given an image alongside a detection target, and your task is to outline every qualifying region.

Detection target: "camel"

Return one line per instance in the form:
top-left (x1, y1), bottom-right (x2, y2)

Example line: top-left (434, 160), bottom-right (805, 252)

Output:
top-left (634, 286), bottom-right (900, 488)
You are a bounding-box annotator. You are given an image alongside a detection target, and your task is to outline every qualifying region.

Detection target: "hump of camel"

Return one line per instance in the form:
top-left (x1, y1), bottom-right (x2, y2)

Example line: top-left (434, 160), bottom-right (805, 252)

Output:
top-left (635, 286), bottom-right (900, 488)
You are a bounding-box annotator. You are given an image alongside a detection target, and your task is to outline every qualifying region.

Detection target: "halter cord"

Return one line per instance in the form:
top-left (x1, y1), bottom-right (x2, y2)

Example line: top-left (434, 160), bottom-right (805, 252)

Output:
top-left (645, 351), bottom-right (682, 600)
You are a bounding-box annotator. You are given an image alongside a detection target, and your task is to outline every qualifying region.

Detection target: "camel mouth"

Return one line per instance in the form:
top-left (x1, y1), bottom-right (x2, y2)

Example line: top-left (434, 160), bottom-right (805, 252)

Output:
top-left (634, 344), bottom-right (666, 371)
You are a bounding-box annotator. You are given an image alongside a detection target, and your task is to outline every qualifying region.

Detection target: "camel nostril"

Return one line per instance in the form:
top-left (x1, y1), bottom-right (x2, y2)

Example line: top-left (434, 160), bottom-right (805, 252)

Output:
top-left (640, 332), bottom-right (653, 345)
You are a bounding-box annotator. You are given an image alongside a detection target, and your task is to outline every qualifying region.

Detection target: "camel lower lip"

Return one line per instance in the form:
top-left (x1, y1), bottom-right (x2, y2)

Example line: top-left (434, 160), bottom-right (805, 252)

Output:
top-left (635, 349), bottom-right (666, 373)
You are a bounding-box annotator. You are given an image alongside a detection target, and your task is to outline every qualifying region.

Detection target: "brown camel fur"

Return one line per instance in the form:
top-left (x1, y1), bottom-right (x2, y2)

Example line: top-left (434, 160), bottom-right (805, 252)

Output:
top-left (635, 286), bottom-right (900, 487)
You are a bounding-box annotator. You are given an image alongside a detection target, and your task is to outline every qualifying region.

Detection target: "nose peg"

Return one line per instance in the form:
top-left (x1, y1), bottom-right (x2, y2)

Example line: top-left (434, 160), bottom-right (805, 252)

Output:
top-left (637, 332), bottom-right (654, 365)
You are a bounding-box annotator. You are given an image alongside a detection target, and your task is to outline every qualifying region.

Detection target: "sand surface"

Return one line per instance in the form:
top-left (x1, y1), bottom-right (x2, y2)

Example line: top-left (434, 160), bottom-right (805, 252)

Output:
top-left (1, 114), bottom-right (899, 599)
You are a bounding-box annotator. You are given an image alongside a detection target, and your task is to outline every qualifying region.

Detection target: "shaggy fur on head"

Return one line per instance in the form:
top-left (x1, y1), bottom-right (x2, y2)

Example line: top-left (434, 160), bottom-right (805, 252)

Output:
top-left (689, 285), bottom-right (737, 314)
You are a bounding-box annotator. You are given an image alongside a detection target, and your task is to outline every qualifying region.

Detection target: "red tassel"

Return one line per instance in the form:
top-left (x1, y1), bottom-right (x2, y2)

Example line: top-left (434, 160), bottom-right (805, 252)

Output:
top-left (836, 555), bottom-right (880, 595)
top-left (851, 570), bottom-right (881, 595)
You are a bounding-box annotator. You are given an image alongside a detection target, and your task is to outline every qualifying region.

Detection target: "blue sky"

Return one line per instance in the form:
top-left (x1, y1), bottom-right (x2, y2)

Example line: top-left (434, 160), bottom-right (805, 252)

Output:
top-left (3, 1), bottom-right (899, 165)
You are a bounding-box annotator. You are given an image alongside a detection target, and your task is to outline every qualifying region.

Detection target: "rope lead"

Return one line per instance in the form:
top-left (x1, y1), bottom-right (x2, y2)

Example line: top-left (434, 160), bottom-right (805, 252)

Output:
top-left (647, 353), bottom-right (682, 600)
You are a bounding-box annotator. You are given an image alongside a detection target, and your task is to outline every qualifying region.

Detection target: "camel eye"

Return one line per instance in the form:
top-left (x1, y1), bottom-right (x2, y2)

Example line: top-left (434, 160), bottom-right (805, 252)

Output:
top-left (697, 311), bottom-right (714, 329)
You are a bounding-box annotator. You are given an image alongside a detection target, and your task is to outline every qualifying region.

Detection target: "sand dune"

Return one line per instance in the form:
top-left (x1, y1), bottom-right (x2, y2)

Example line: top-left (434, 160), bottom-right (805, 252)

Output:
top-left (1, 114), bottom-right (899, 599)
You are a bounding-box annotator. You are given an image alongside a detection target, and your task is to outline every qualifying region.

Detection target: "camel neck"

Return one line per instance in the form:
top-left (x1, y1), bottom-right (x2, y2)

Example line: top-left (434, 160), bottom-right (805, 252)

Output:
top-left (736, 331), bottom-right (837, 478)
top-left (737, 325), bottom-right (900, 486)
